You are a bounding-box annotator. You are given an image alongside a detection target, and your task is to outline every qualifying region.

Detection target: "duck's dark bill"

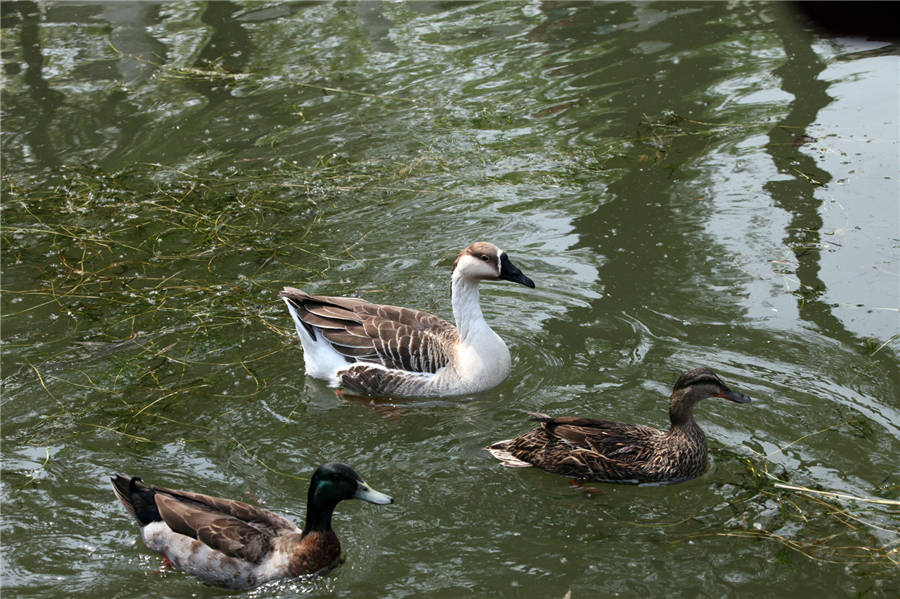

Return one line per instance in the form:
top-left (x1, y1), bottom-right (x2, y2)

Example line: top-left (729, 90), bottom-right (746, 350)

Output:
top-left (499, 253), bottom-right (535, 288)
top-left (718, 388), bottom-right (751, 404)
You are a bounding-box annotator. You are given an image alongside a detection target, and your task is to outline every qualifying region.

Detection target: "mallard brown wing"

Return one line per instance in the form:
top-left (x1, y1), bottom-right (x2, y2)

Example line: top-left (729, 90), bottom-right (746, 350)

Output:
top-left (151, 487), bottom-right (299, 564)
top-left (151, 485), bottom-right (299, 535)
top-left (281, 287), bottom-right (458, 373)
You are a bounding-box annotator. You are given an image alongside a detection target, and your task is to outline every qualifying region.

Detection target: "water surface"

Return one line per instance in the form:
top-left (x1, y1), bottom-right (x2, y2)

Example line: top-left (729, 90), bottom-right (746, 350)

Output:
top-left (2, 2), bottom-right (898, 597)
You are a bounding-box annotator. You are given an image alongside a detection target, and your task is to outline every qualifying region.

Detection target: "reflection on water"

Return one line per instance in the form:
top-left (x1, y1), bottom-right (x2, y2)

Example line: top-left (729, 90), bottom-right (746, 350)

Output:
top-left (764, 12), bottom-right (840, 339)
top-left (2, 2), bottom-right (898, 598)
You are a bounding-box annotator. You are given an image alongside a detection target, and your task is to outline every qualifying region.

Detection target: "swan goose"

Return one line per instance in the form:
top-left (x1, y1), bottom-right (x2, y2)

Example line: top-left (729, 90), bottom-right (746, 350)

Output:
top-left (280, 242), bottom-right (535, 397)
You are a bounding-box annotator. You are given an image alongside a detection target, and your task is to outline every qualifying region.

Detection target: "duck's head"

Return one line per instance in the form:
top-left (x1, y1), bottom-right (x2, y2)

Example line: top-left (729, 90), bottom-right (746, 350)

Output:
top-left (451, 242), bottom-right (535, 288)
top-left (669, 367), bottom-right (750, 425)
top-left (304, 463), bottom-right (392, 532)
top-left (309, 463), bottom-right (393, 507)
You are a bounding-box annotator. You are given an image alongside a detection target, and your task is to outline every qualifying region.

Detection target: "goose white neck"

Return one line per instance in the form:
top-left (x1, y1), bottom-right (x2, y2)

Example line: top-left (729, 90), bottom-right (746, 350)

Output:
top-left (450, 272), bottom-right (488, 341)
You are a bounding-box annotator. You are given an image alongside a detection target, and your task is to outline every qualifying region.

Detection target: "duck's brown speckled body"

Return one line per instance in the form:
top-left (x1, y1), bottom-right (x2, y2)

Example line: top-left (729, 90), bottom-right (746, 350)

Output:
top-left (487, 368), bottom-right (750, 484)
top-left (111, 463), bottom-right (392, 589)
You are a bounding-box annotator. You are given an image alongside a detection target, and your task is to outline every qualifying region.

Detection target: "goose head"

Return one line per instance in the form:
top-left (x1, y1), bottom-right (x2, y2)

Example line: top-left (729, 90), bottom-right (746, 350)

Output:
top-left (668, 367), bottom-right (750, 426)
top-left (451, 242), bottom-right (535, 288)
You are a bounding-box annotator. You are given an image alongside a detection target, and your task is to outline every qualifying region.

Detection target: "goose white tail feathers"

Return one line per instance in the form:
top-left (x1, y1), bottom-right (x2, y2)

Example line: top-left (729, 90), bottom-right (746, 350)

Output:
top-left (280, 242), bottom-right (535, 397)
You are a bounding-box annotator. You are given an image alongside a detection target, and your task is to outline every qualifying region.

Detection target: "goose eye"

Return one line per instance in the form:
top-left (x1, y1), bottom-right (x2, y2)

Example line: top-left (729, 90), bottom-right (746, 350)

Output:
top-left (480, 255), bottom-right (490, 261)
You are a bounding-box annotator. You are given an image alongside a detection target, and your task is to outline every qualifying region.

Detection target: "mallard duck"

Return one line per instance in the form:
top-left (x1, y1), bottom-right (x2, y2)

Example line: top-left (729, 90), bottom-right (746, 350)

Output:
top-left (486, 368), bottom-right (751, 483)
top-left (111, 463), bottom-right (393, 589)
top-left (281, 242), bottom-right (535, 397)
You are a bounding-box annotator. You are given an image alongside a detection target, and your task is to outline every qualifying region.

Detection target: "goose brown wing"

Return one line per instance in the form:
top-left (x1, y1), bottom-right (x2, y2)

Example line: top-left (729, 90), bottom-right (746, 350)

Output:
top-left (152, 486), bottom-right (299, 564)
top-left (338, 363), bottom-right (434, 396)
top-left (281, 287), bottom-right (457, 373)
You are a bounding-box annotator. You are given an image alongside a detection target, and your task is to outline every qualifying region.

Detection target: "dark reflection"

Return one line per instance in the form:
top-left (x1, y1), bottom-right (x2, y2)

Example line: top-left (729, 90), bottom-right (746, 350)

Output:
top-left (93, 3), bottom-right (167, 169)
top-left (189, 1), bottom-right (252, 106)
top-left (8, 1), bottom-right (65, 168)
top-left (763, 17), bottom-right (834, 328)
top-left (529, 2), bottom-right (752, 369)
top-left (0, 2), bottom-right (170, 174)
top-left (791, 2), bottom-right (900, 41)
top-left (199, 1), bottom-right (251, 72)
top-left (527, 1), bottom-right (897, 379)
top-left (764, 13), bottom-right (897, 372)
top-left (101, 2), bottom-right (167, 85)
top-left (357, 0), bottom-right (397, 53)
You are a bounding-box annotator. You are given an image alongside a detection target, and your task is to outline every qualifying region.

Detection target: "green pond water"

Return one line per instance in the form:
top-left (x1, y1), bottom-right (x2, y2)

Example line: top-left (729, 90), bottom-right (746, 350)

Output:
top-left (2, 2), bottom-right (898, 597)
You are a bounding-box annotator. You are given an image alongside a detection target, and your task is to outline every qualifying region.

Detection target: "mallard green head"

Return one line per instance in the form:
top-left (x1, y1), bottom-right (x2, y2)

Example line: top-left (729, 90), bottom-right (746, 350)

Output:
top-left (304, 463), bottom-right (393, 533)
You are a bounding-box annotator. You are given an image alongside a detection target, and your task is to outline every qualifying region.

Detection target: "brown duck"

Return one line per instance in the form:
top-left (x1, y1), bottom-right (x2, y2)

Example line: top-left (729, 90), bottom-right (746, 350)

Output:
top-left (486, 368), bottom-right (751, 484)
top-left (111, 463), bottom-right (392, 589)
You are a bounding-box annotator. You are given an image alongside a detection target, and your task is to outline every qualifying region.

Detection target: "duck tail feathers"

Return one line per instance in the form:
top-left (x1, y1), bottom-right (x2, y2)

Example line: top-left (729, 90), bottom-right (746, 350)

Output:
top-left (485, 442), bottom-right (534, 468)
top-left (527, 412), bottom-right (552, 423)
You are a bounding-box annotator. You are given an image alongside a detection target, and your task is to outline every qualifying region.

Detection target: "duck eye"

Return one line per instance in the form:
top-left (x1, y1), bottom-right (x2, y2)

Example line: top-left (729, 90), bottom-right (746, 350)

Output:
top-left (480, 255), bottom-right (489, 261)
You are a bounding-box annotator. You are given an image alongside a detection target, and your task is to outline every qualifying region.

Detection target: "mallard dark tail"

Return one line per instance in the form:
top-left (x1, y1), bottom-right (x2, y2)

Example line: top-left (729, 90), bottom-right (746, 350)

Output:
top-left (110, 475), bottom-right (162, 525)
